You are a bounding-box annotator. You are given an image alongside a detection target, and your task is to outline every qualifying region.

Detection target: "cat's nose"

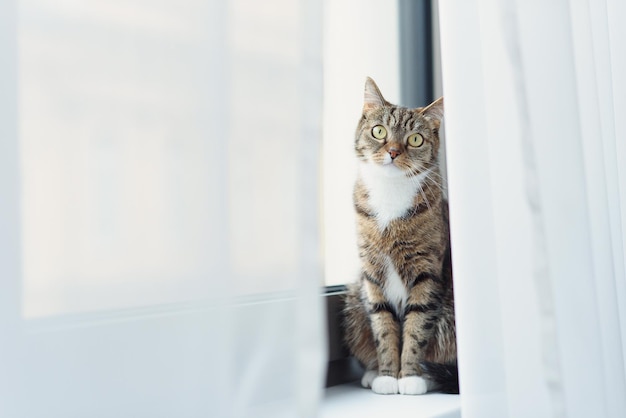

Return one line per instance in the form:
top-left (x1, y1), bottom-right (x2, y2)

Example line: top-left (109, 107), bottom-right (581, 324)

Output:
top-left (388, 148), bottom-right (402, 160)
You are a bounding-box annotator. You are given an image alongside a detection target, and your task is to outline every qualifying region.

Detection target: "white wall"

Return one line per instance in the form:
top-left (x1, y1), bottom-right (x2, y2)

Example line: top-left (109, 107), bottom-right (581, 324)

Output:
top-left (322, 0), bottom-right (400, 286)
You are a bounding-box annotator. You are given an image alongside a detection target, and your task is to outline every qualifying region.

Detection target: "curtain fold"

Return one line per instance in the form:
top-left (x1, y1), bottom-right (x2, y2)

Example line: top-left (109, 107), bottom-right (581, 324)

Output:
top-left (439, 0), bottom-right (626, 417)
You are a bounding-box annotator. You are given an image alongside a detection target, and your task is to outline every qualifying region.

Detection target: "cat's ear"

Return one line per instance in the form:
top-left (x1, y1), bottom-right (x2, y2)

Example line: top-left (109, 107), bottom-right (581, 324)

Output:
top-left (363, 77), bottom-right (388, 112)
top-left (420, 97), bottom-right (444, 122)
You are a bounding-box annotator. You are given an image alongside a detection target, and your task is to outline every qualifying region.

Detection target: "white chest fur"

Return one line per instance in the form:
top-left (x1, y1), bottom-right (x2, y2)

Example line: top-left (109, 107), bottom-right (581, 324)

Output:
top-left (358, 162), bottom-right (429, 230)
top-left (383, 256), bottom-right (408, 313)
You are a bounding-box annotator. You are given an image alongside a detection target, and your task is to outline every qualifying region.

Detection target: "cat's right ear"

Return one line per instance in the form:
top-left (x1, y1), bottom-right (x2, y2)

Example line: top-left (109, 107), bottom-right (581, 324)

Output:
top-left (421, 97), bottom-right (444, 122)
top-left (363, 77), bottom-right (388, 112)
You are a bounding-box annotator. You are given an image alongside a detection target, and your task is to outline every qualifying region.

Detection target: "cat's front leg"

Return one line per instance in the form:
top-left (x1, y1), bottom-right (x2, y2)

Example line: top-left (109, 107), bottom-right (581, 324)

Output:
top-left (398, 272), bottom-right (441, 395)
top-left (362, 277), bottom-right (401, 394)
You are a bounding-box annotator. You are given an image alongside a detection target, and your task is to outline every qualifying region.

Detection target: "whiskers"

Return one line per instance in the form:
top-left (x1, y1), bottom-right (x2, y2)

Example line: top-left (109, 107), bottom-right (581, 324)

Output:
top-left (423, 169), bottom-right (445, 193)
top-left (406, 165), bottom-right (445, 215)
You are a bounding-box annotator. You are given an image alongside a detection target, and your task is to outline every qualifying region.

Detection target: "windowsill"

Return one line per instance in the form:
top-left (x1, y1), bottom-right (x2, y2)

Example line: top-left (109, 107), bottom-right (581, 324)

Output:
top-left (320, 381), bottom-right (461, 418)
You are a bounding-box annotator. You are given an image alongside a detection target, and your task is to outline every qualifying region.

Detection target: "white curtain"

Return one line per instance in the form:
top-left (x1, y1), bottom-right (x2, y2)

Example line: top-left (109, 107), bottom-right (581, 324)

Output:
top-left (0, 0), bottom-right (325, 417)
top-left (438, 0), bottom-right (626, 417)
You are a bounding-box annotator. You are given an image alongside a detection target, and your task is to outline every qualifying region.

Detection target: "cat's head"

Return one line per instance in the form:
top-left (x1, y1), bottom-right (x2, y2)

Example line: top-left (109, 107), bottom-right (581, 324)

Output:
top-left (355, 77), bottom-right (444, 177)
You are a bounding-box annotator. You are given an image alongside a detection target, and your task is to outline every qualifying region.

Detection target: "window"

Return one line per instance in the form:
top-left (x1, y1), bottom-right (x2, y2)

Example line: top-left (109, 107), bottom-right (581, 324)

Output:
top-left (323, 0), bottom-right (444, 388)
top-left (19, 0), bottom-right (315, 318)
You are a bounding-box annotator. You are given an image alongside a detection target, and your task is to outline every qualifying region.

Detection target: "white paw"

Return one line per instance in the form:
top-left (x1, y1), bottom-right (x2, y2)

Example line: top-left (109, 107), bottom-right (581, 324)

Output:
top-left (371, 376), bottom-right (399, 394)
top-left (361, 370), bottom-right (377, 388)
top-left (398, 376), bottom-right (429, 395)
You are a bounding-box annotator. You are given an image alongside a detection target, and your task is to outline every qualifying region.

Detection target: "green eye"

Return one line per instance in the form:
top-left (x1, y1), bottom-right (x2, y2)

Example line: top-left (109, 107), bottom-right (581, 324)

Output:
top-left (407, 133), bottom-right (424, 147)
top-left (371, 125), bottom-right (387, 140)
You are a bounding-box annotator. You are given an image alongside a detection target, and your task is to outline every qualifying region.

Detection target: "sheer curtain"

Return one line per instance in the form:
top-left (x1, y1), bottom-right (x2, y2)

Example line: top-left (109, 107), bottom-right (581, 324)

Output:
top-left (0, 0), bottom-right (325, 417)
top-left (438, 0), bottom-right (626, 417)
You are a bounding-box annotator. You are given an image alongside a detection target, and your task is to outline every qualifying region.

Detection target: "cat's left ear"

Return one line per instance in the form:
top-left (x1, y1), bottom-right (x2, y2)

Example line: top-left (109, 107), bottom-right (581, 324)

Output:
top-left (363, 77), bottom-right (389, 112)
top-left (420, 97), bottom-right (444, 122)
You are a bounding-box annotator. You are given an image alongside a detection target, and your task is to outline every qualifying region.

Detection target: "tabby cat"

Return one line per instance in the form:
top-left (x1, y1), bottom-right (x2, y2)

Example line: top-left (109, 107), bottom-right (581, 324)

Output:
top-left (343, 77), bottom-right (457, 395)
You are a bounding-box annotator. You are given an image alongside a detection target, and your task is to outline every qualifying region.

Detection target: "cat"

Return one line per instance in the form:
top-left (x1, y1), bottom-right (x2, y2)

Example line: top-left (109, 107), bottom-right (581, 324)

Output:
top-left (343, 77), bottom-right (458, 395)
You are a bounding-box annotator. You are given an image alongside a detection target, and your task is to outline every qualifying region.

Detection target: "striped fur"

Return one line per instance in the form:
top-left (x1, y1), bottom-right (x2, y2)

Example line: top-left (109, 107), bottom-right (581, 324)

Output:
top-left (343, 78), bottom-right (457, 395)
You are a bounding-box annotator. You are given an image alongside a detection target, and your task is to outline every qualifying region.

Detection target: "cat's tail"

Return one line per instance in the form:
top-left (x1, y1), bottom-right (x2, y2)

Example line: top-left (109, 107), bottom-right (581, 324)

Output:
top-left (420, 361), bottom-right (459, 394)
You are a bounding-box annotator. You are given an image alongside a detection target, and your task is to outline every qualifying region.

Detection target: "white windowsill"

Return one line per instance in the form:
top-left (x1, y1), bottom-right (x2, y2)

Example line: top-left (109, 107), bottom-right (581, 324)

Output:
top-left (320, 382), bottom-right (461, 418)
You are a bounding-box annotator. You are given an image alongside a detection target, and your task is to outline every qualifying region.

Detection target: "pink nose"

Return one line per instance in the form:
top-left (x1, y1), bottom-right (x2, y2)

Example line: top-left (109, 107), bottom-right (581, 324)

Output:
top-left (389, 149), bottom-right (401, 159)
